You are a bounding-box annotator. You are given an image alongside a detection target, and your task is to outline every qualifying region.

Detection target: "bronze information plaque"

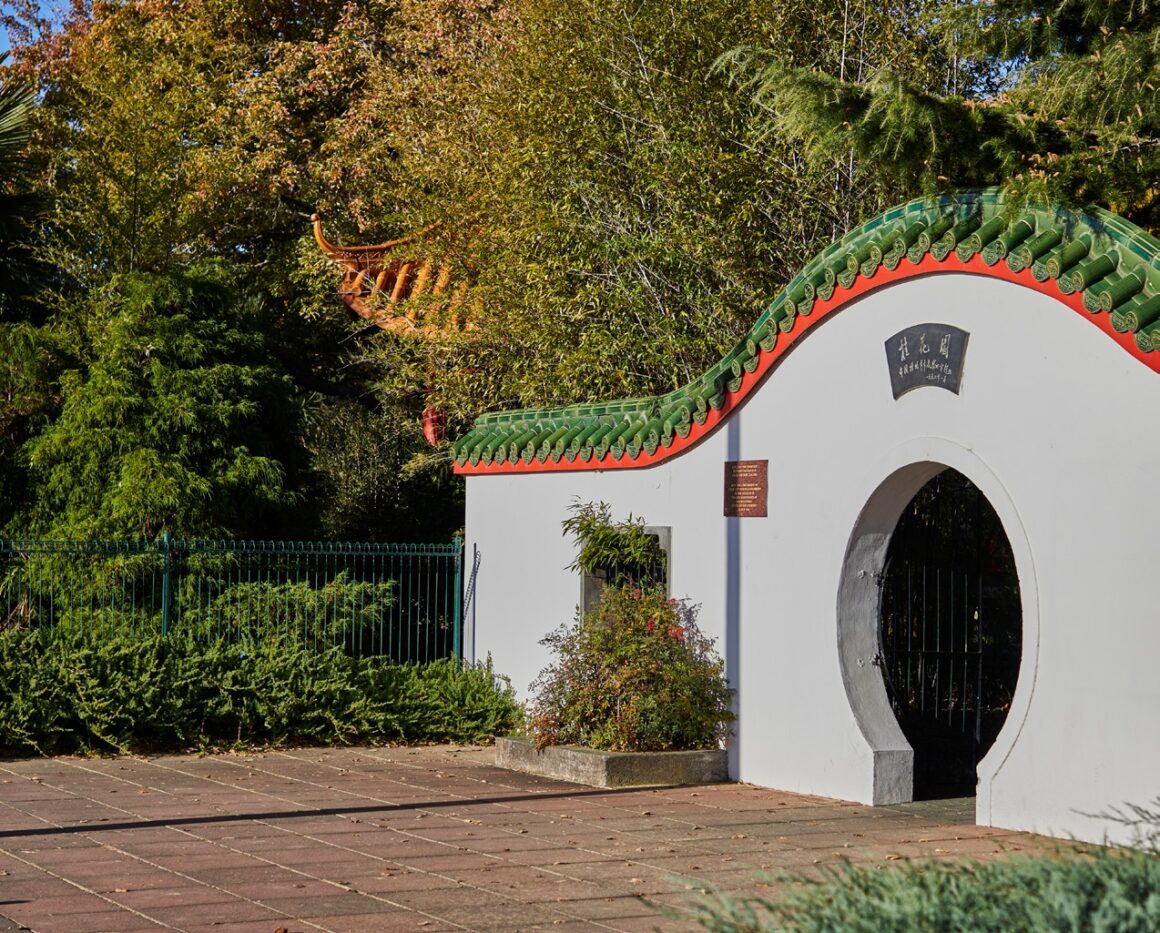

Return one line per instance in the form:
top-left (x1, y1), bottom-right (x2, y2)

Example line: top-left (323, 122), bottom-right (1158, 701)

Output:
top-left (724, 460), bottom-right (768, 518)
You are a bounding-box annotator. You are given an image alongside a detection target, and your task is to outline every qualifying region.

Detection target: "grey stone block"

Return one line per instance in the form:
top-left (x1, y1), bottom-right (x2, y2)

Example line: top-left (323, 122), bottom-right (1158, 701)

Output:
top-left (495, 736), bottom-right (728, 788)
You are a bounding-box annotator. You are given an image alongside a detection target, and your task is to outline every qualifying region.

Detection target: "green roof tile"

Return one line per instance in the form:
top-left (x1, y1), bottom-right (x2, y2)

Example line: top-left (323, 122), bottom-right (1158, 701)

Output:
top-left (454, 189), bottom-right (1160, 474)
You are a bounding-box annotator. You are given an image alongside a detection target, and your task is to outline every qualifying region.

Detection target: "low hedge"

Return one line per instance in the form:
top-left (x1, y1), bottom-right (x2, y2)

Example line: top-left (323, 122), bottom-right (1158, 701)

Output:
top-left (689, 848), bottom-right (1160, 932)
top-left (0, 627), bottom-right (520, 755)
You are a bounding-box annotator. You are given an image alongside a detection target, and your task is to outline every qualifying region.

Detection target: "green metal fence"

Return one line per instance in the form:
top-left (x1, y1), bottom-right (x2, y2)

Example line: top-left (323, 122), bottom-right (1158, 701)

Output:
top-left (0, 536), bottom-right (463, 662)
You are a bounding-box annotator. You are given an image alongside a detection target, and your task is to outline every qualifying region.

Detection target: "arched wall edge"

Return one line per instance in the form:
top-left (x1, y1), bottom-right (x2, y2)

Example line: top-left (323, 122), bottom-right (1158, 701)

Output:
top-left (835, 440), bottom-right (1041, 820)
top-left (455, 255), bottom-right (1160, 477)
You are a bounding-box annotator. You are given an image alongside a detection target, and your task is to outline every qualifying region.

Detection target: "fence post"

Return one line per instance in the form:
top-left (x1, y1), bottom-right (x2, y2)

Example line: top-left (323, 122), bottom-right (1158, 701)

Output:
top-left (160, 531), bottom-right (172, 636)
top-left (452, 535), bottom-right (463, 661)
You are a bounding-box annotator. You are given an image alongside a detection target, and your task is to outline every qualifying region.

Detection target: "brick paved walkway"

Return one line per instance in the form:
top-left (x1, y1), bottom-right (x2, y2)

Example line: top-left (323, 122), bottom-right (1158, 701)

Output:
top-left (0, 746), bottom-right (1060, 933)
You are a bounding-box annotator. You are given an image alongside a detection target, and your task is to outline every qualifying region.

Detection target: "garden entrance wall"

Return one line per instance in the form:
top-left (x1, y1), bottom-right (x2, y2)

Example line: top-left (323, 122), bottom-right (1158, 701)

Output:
top-left (453, 193), bottom-right (1160, 846)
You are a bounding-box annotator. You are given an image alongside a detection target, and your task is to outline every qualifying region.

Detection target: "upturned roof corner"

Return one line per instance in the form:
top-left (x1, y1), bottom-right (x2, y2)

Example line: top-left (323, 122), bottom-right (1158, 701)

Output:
top-left (312, 213), bottom-right (477, 338)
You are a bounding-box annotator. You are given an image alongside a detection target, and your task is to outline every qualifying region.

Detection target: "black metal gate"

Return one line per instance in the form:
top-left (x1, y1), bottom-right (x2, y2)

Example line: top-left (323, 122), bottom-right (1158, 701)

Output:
top-left (877, 469), bottom-right (1022, 798)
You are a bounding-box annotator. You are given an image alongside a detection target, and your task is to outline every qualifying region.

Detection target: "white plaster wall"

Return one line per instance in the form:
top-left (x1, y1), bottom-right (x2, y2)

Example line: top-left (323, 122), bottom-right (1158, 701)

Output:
top-left (464, 273), bottom-right (1160, 846)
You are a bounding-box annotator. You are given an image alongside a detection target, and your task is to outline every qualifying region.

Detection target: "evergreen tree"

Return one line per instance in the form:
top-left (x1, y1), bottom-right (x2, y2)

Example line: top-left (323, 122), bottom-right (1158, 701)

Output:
top-left (0, 61), bottom-right (59, 529)
top-left (0, 60), bottom-right (37, 310)
top-left (719, 1), bottom-right (1160, 231)
top-left (21, 265), bottom-right (302, 539)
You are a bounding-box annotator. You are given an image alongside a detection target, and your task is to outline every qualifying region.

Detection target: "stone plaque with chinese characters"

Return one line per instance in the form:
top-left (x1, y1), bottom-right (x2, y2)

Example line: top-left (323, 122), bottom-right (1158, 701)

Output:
top-left (885, 323), bottom-right (969, 399)
top-left (724, 460), bottom-right (768, 518)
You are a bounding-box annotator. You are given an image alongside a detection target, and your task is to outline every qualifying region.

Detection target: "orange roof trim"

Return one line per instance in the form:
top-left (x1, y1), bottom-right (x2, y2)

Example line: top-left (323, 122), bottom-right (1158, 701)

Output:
top-left (312, 214), bottom-right (475, 338)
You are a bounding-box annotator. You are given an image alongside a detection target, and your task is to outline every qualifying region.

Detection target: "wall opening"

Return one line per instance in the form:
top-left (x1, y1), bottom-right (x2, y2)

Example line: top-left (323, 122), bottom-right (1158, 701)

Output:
top-left (877, 469), bottom-right (1022, 800)
top-left (580, 526), bottom-right (670, 614)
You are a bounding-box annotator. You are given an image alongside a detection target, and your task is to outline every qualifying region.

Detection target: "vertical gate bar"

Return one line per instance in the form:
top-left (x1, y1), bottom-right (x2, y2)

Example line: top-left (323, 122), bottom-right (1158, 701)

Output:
top-left (310, 547), bottom-right (319, 652)
top-left (963, 573), bottom-right (970, 732)
top-left (947, 568), bottom-right (955, 725)
top-left (171, 539), bottom-right (179, 635)
top-left (428, 549), bottom-right (436, 661)
top-left (295, 546), bottom-right (304, 645)
top-left (976, 575), bottom-right (984, 745)
top-left (427, 549), bottom-right (433, 661)
top-left (377, 549), bottom-right (383, 658)
top-left (406, 551), bottom-right (413, 662)
top-left (906, 562), bottom-right (913, 704)
top-left (246, 542), bottom-right (255, 642)
top-left (394, 550), bottom-right (401, 662)
top-left (934, 567), bottom-right (941, 717)
top-left (257, 546), bottom-right (265, 643)
top-left (367, 548), bottom-right (376, 656)
top-left (397, 551), bottom-right (405, 661)
top-left (432, 549), bottom-right (437, 661)
top-left (160, 532), bottom-right (172, 637)
top-left (47, 548), bottom-right (55, 633)
top-left (453, 537), bottom-right (463, 661)
top-left (388, 552), bottom-right (396, 661)
top-left (886, 565), bottom-right (894, 711)
top-left (131, 548), bottom-right (138, 635)
top-left (920, 563), bottom-right (927, 715)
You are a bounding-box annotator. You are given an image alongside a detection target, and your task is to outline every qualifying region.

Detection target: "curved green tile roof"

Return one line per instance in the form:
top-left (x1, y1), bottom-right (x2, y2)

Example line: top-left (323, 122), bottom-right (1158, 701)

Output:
top-left (454, 189), bottom-right (1160, 475)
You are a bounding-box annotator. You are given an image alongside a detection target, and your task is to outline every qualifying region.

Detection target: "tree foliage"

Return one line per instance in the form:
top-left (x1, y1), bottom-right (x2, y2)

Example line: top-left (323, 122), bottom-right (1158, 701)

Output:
top-left (720, 1), bottom-right (1160, 232)
top-left (24, 265), bottom-right (301, 538)
top-left (351, 0), bottom-right (968, 427)
top-left (0, 58), bottom-right (38, 308)
top-left (0, 0), bottom-right (469, 540)
top-left (1, 0), bottom-right (1157, 542)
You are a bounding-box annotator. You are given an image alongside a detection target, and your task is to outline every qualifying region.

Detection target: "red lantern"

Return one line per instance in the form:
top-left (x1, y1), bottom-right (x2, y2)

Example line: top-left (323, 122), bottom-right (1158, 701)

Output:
top-left (423, 403), bottom-right (446, 446)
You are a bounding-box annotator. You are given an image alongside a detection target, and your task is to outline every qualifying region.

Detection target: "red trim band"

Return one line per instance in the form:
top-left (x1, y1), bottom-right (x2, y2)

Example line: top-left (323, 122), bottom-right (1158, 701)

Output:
top-left (456, 255), bottom-right (1158, 476)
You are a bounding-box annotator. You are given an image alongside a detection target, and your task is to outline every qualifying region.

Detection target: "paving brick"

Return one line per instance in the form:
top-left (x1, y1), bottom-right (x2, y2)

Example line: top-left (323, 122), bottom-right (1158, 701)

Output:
top-left (431, 901), bottom-right (575, 930)
top-left (22, 908), bottom-right (161, 933)
top-left (298, 910), bottom-right (460, 932)
top-left (342, 870), bottom-right (465, 895)
top-left (552, 894), bottom-right (661, 921)
top-left (141, 898), bottom-right (285, 926)
top-left (249, 891), bottom-right (392, 916)
top-left (0, 745), bottom-right (1081, 933)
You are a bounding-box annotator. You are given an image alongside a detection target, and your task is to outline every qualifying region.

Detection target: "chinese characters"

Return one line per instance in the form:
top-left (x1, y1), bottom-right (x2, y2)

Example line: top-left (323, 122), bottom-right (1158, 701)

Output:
top-left (885, 324), bottom-right (969, 399)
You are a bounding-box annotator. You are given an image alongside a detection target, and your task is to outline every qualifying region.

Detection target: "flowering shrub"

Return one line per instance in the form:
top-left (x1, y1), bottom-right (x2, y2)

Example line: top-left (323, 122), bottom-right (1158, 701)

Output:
top-left (528, 585), bottom-right (734, 752)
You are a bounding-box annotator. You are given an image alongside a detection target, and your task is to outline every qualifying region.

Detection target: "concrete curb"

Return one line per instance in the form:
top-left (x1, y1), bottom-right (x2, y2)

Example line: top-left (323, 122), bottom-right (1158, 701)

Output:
top-left (495, 736), bottom-right (728, 788)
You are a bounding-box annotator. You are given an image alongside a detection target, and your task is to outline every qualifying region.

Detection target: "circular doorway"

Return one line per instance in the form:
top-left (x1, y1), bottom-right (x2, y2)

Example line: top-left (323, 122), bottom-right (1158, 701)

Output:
top-left (877, 468), bottom-right (1022, 799)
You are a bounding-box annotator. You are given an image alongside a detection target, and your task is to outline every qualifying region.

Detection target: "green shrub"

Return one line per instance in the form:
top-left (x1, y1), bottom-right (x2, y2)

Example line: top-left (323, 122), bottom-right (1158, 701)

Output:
top-left (689, 849), bottom-right (1160, 933)
top-left (561, 501), bottom-right (667, 587)
top-left (172, 571), bottom-right (398, 647)
top-left (0, 627), bottom-right (520, 755)
top-left (5, 559), bottom-right (401, 651)
top-left (529, 585), bottom-right (733, 752)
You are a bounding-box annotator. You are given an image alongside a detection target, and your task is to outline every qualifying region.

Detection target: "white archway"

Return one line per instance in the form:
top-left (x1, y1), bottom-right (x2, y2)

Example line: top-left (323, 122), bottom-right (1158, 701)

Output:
top-left (837, 439), bottom-right (1041, 822)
